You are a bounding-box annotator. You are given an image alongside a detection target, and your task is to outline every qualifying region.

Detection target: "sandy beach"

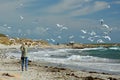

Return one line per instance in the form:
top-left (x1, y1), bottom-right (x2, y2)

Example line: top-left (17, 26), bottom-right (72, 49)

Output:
top-left (0, 45), bottom-right (120, 80)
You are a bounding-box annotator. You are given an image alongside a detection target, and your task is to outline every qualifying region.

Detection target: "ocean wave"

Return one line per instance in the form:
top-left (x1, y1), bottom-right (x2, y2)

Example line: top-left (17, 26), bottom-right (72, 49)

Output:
top-left (109, 47), bottom-right (120, 50)
top-left (80, 47), bottom-right (107, 51)
top-left (67, 55), bottom-right (112, 62)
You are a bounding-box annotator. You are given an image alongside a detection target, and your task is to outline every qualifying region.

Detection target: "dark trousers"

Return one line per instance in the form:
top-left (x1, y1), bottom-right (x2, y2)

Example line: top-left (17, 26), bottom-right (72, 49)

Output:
top-left (21, 57), bottom-right (28, 71)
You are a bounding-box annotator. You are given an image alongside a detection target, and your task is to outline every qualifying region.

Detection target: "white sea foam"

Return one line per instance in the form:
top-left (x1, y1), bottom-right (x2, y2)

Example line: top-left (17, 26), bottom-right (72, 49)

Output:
top-left (109, 47), bottom-right (120, 50)
top-left (79, 47), bottom-right (106, 51)
top-left (67, 55), bottom-right (110, 62)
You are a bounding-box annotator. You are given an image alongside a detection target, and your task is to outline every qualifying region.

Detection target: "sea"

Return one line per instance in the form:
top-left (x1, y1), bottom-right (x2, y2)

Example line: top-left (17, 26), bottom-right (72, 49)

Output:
top-left (7, 46), bottom-right (120, 75)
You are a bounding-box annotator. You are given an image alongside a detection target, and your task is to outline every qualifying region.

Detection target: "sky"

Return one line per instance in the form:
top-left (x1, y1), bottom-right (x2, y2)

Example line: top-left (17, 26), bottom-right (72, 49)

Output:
top-left (0, 0), bottom-right (120, 44)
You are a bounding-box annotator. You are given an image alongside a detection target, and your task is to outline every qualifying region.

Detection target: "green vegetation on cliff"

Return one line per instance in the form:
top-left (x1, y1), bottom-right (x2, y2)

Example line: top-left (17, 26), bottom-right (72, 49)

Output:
top-left (0, 33), bottom-right (7, 37)
top-left (0, 33), bottom-right (10, 45)
top-left (0, 33), bottom-right (49, 45)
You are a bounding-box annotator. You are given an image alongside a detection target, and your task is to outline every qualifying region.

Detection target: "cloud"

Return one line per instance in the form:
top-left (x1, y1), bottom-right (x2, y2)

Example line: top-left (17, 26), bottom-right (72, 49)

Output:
top-left (44, 0), bottom-right (110, 16)
top-left (46, 0), bottom-right (84, 13)
top-left (0, 0), bottom-right (110, 24)
top-left (68, 1), bottom-right (110, 16)
top-left (113, 1), bottom-right (120, 4)
top-left (0, 0), bottom-right (34, 22)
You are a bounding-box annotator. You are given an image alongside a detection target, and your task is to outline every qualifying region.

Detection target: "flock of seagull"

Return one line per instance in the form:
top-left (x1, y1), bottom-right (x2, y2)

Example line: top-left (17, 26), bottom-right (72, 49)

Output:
top-left (45, 21), bottom-right (112, 43)
top-left (49, 19), bottom-right (112, 43)
top-left (0, 18), bottom-right (112, 44)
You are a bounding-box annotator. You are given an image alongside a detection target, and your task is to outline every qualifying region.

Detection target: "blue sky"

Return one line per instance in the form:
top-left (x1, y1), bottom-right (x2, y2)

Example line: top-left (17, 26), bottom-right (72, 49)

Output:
top-left (0, 0), bottom-right (120, 44)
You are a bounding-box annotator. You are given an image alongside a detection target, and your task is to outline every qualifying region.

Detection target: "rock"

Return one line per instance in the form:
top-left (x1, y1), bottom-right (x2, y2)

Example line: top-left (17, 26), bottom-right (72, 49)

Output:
top-left (83, 76), bottom-right (94, 80)
top-left (2, 73), bottom-right (14, 77)
top-left (108, 77), bottom-right (117, 80)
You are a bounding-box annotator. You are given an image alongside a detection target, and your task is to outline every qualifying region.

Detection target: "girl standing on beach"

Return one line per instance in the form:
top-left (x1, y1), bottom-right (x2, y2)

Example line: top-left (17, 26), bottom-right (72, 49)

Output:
top-left (20, 42), bottom-right (28, 71)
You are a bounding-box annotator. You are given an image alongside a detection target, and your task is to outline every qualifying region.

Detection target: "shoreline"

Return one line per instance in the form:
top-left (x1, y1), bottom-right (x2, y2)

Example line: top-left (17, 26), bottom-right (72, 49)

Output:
top-left (43, 62), bottom-right (120, 75)
top-left (0, 45), bottom-right (120, 80)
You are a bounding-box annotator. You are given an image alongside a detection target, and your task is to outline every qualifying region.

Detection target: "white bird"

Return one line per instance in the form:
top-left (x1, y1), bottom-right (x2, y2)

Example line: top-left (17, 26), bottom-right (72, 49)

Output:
top-left (80, 36), bottom-right (85, 39)
top-left (103, 36), bottom-right (111, 41)
top-left (102, 24), bottom-right (110, 29)
top-left (51, 39), bottom-right (55, 42)
top-left (46, 28), bottom-right (49, 30)
top-left (69, 41), bottom-right (74, 43)
top-left (88, 37), bottom-right (94, 42)
top-left (69, 35), bottom-right (74, 39)
top-left (108, 5), bottom-right (111, 8)
top-left (108, 28), bottom-right (112, 32)
top-left (60, 27), bottom-right (68, 31)
top-left (81, 29), bottom-right (87, 34)
top-left (20, 16), bottom-right (24, 20)
top-left (57, 36), bottom-right (61, 39)
top-left (97, 39), bottom-right (104, 43)
top-left (56, 24), bottom-right (68, 31)
top-left (89, 31), bottom-right (96, 36)
top-left (3, 24), bottom-right (7, 26)
top-left (9, 38), bottom-right (15, 41)
top-left (7, 27), bottom-right (11, 29)
top-left (103, 32), bottom-right (108, 35)
top-left (20, 3), bottom-right (23, 7)
top-left (56, 24), bottom-right (63, 28)
top-left (94, 35), bottom-right (101, 38)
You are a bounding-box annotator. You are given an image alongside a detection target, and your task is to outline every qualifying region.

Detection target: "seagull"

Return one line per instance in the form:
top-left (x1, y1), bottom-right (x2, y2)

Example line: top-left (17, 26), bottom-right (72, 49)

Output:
top-left (69, 35), bottom-right (74, 39)
top-left (51, 39), bottom-right (55, 42)
top-left (80, 36), bottom-right (85, 39)
top-left (46, 28), bottom-right (49, 31)
top-left (60, 27), bottom-right (68, 31)
top-left (103, 32), bottom-right (109, 35)
top-left (88, 37), bottom-right (94, 42)
top-left (103, 36), bottom-right (111, 41)
top-left (57, 36), bottom-right (62, 39)
top-left (20, 3), bottom-right (23, 7)
top-left (89, 31), bottom-right (96, 36)
top-left (20, 16), bottom-right (24, 20)
top-left (3, 24), bottom-right (7, 26)
top-left (108, 5), bottom-right (111, 8)
top-left (7, 27), bottom-right (11, 29)
top-left (69, 41), bottom-right (75, 43)
top-left (81, 29), bottom-right (87, 34)
top-left (97, 39), bottom-right (104, 43)
top-left (56, 24), bottom-right (63, 28)
top-left (102, 24), bottom-right (110, 29)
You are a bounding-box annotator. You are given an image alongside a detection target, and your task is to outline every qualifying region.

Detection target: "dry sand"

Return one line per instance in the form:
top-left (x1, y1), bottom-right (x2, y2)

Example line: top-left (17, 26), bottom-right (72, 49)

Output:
top-left (0, 44), bottom-right (120, 80)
